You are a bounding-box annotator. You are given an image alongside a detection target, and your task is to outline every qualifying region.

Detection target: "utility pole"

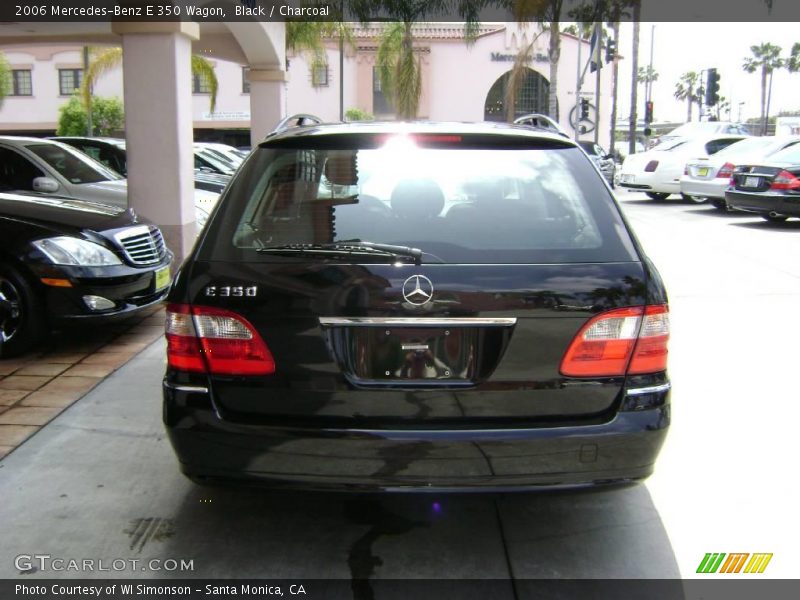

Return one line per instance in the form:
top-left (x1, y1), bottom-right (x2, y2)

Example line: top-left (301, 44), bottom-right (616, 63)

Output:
top-left (644, 25), bottom-right (655, 145)
top-left (594, 21), bottom-right (602, 144)
top-left (628, 16), bottom-right (640, 155)
top-left (575, 28), bottom-right (583, 141)
top-left (339, 0), bottom-right (344, 121)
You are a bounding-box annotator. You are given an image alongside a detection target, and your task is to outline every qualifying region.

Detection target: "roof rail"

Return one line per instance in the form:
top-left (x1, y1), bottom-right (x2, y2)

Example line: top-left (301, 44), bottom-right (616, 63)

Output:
top-left (271, 113), bottom-right (324, 135)
top-left (513, 113), bottom-right (569, 138)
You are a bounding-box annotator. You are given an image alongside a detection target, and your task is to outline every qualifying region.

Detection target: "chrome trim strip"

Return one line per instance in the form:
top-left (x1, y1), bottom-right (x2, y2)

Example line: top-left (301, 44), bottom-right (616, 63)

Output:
top-left (626, 382), bottom-right (671, 396)
top-left (319, 317), bottom-right (517, 327)
top-left (164, 383), bottom-right (209, 394)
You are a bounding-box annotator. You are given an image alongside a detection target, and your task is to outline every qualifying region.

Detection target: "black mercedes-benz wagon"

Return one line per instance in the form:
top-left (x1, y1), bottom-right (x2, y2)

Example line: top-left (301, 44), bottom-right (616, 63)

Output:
top-left (163, 120), bottom-right (670, 492)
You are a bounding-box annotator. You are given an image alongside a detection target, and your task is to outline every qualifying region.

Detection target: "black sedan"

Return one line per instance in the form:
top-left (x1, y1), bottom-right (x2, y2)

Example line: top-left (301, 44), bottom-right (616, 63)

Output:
top-left (0, 192), bottom-right (172, 356)
top-left (726, 144), bottom-right (800, 222)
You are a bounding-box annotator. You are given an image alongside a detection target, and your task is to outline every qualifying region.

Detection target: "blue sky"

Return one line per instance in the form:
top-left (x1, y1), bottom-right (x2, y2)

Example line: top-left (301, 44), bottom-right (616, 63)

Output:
top-left (611, 22), bottom-right (799, 123)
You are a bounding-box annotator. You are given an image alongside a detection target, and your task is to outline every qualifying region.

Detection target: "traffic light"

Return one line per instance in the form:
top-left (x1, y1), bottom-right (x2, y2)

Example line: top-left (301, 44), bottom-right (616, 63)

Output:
top-left (605, 39), bottom-right (616, 63)
top-left (645, 101), bottom-right (654, 124)
top-left (580, 98), bottom-right (590, 120)
top-left (705, 68), bottom-right (721, 107)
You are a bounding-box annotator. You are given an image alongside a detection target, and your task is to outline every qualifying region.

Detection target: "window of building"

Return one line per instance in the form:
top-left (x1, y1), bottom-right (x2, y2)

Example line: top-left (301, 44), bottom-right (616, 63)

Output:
top-left (11, 70), bottom-right (33, 96)
top-left (372, 66), bottom-right (393, 117)
top-left (193, 73), bottom-right (212, 94)
top-left (312, 64), bottom-right (329, 87)
top-left (242, 67), bottom-right (250, 94)
top-left (58, 68), bottom-right (82, 96)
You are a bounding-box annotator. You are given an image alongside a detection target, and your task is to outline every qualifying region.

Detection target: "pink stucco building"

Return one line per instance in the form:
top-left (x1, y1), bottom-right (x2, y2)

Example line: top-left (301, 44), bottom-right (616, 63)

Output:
top-left (0, 23), bottom-right (615, 148)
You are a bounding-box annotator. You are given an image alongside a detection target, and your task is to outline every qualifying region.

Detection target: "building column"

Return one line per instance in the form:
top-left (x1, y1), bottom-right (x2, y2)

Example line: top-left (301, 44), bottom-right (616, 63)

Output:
top-left (248, 68), bottom-right (288, 147)
top-left (111, 21), bottom-right (199, 264)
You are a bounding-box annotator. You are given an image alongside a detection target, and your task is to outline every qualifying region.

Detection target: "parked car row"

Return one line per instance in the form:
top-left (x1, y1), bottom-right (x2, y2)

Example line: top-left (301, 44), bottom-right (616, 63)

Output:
top-left (0, 136), bottom-right (220, 226)
top-left (0, 135), bottom-right (247, 357)
top-left (618, 129), bottom-right (800, 223)
top-left (618, 133), bottom-right (749, 200)
top-left (51, 137), bottom-right (234, 194)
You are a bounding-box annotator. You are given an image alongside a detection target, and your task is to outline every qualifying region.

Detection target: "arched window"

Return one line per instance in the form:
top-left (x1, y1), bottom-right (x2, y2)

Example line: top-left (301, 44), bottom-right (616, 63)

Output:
top-left (484, 68), bottom-right (555, 122)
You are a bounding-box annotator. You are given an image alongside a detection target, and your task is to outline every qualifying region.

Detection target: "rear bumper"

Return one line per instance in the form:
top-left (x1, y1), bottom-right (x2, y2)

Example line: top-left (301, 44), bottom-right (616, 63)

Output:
top-left (726, 190), bottom-right (800, 216)
top-left (163, 384), bottom-right (670, 492)
top-left (679, 176), bottom-right (727, 199)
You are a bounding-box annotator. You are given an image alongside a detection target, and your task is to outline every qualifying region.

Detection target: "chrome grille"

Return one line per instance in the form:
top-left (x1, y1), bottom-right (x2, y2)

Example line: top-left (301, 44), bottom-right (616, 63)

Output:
top-left (115, 225), bottom-right (167, 266)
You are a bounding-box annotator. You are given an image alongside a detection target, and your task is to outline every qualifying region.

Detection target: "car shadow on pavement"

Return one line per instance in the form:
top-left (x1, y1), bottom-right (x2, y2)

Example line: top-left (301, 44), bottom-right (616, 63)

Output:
top-left (681, 207), bottom-right (753, 218)
top-left (156, 481), bottom-right (679, 586)
top-left (729, 220), bottom-right (800, 231)
top-left (616, 199), bottom-right (675, 206)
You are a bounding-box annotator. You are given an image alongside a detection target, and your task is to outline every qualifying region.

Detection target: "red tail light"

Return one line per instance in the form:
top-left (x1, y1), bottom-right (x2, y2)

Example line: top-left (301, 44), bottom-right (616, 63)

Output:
top-left (770, 170), bottom-right (800, 190)
top-left (560, 305), bottom-right (669, 377)
top-left (716, 162), bottom-right (735, 178)
top-left (165, 304), bottom-right (275, 376)
top-left (644, 160), bottom-right (659, 172)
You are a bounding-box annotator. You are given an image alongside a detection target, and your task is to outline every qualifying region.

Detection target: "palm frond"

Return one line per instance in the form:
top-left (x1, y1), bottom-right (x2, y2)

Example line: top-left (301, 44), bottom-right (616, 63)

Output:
top-left (376, 22), bottom-right (405, 112)
top-left (191, 55), bottom-right (218, 112)
top-left (506, 29), bottom-right (546, 122)
top-left (286, 22), bottom-right (329, 69)
top-left (395, 38), bottom-right (421, 118)
top-left (80, 47), bottom-right (122, 110)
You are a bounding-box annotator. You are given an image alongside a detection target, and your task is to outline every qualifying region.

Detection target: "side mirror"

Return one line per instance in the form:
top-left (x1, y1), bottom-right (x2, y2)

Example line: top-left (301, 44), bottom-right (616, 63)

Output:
top-left (32, 177), bottom-right (60, 193)
top-left (603, 153), bottom-right (614, 160)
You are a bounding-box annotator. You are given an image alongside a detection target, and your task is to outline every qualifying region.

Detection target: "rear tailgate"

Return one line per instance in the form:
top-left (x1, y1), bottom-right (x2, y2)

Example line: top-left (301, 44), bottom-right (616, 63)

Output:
top-left (187, 261), bottom-right (647, 427)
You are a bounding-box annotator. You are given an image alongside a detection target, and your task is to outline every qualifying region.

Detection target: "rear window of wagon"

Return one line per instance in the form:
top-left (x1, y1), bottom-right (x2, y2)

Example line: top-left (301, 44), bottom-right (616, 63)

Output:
top-left (198, 134), bottom-right (639, 265)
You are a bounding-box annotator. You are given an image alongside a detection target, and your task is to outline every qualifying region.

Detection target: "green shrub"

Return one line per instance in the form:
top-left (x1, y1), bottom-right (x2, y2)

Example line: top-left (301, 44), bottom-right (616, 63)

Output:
top-left (345, 107), bottom-right (374, 122)
top-left (57, 95), bottom-right (125, 136)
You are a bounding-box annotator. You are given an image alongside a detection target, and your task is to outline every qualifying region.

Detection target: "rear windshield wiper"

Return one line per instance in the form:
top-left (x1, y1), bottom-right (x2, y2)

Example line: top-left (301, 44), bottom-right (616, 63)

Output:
top-left (256, 241), bottom-right (439, 264)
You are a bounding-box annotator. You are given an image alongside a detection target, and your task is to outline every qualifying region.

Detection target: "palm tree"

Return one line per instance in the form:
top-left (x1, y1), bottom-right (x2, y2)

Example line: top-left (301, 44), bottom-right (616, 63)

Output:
top-left (788, 42), bottom-right (800, 73)
top-left (637, 65), bottom-right (658, 86)
top-left (287, 21), bottom-right (355, 120)
top-left (674, 71), bottom-right (701, 122)
top-left (743, 43), bottom-right (784, 135)
top-left (605, 0), bottom-right (634, 157)
top-left (350, 1), bottom-right (482, 120)
top-left (375, 22), bottom-right (422, 119)
top-left (628, 0), bottom-right (641, 154)
top-left (505, 26), bottom-right (546, 122)
top-left (81, 47), bottom-right (218, 114)
top-left (509, 0), bottom-right (565, 122)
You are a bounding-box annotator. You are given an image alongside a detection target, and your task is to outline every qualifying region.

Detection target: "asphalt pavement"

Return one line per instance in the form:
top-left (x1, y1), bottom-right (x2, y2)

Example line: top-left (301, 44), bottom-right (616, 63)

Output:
top-left (2, 191), bottom-right (798, 583)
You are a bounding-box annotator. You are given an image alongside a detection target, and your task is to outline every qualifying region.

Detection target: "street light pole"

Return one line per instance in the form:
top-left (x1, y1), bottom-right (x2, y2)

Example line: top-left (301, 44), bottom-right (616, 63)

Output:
top-left (575, 28), bottom-right (582, 141)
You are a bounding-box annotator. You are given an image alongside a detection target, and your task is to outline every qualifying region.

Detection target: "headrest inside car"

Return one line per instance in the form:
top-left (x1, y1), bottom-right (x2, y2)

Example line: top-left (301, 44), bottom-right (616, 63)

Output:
top-left (390, 179), bottom-right (445, 219)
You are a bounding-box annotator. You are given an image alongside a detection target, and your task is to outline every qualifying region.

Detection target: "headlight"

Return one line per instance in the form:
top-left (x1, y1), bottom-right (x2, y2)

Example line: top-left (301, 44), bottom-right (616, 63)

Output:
top-left (33, 236), bottom-right (122, 266)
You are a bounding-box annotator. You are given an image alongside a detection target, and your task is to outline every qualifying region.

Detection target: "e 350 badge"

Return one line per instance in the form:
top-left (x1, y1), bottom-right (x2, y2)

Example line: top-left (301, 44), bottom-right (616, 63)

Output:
top-left (204, 285), bottom-right (258, 298)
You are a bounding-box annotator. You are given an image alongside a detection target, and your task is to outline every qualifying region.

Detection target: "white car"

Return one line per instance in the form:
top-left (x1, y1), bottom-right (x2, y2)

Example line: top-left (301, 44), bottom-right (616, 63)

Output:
top-left (618, 134), bottom-right (748, 200)
top-left (194, 142), bottom-right (246, 171)
top-left (652, 121), bottom-right (751, 148)
top-left (680, 136), bottom-right (800, 209)
top-left (0, 136), bottom-right (216, 229)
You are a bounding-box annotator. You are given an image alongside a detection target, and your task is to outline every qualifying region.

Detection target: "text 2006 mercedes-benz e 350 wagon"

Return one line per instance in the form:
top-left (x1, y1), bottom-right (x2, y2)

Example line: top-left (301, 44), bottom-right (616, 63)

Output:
top-left (163, 120), bottom-right (670, 492)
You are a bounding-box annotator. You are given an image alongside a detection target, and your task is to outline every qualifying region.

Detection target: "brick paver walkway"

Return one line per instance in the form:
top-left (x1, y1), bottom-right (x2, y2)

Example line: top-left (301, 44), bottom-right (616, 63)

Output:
top-left (0, 305), bottom-right (165, 459)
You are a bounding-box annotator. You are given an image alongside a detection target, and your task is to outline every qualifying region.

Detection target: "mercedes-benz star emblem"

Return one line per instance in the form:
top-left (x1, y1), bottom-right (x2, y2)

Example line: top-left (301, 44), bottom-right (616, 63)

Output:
top-left (402, 275), bottom-right (434, 306)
